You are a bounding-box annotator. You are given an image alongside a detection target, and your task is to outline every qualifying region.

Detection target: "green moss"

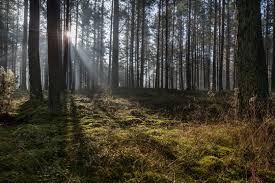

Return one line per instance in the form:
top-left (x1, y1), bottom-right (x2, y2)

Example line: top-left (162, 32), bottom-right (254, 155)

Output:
top-left (119, 117), bottom-right (144, 127)
top-left (211, 145), bottom-right (234, 157)
top-left (0, 91), bottom-right (274, 182)
top-left (92, 113), bottom-right (102, 120)
top-left (198, 156), bottom-right (224, 172)
top-left (125, 171), bottom-right (173, 183)
top-left (81, 116), bottom-right (94, 125)
top-left (0, 171), bottom-right (35, 183)
top-left (13, 124), bottom-right (57, 149)
top-left (0, 140), bottom-right (15, 156)
top-left (257, 169), bottom-right (275, 183)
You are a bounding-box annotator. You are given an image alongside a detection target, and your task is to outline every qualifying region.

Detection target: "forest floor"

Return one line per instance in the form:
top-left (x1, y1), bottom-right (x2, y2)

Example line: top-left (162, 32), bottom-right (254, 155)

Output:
top-left (0, 88), bottom-right (275, 183)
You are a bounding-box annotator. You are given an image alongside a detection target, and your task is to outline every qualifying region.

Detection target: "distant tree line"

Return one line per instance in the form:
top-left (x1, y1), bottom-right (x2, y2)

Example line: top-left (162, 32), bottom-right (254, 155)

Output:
top-left (0, 0), bottom-right (273, 119)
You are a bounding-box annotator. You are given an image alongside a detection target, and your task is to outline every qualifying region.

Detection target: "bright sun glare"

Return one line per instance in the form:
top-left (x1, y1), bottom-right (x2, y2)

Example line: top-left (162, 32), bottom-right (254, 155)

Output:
top-left (66, 31), bottom-right (71, 38)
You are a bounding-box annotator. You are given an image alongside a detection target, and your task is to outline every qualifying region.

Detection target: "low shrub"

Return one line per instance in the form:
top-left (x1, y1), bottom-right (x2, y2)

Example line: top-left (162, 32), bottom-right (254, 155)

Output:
top-left (0, 67), bottom-right (15, 114)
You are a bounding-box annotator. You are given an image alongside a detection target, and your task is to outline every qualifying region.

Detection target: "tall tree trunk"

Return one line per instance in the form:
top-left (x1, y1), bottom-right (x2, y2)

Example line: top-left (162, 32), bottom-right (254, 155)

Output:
top-left (186, 0), bottom-right (192, 90)
top-left (14, 0), bottom-right (20, 75)
top-left (99, 0), bottom-right (105, 86)
top-left (178, 13), bottom-right (184, 90)
top-left (161, 0), bottom-right (164, 88)
top-left (170, 0), bottom-right (175, 89)
top-left (125, 3), bottom-right (130, 88)
top-left (129, 0), bottom-right (135, 88)
top-left (3, 0), bottom-right (9, 70)
top-left (212, 0), bottom-right (217, 91)
top-left (63, 0), bottom-right (70, 91)
top-left (47, 0), bottom-right (62, 112)
top-left (21, 0), bottom-right (28, 90)
top-left (236, 0), bottom-right (269, 120)
top-left (207, 0), bottom-right (212, 90)
top-left (108, 0), bottom-right (114, 86)
top-left (29, 0), bottom-right (42, 100)
top-left (111, 0), bottom-right (119, 88)
top-left (272, 0), bottom-right (275, 91)
top-left (136, 1), bottom-right (140, 88)
top-left (72, 0), bottom-right (79, 92)
top-left (155, 0), bottom-right (161, 88)
top-left (140, 0), bottom-right (145, 88)
top-left (265, 0), bottom-right (271, 87)
top-left (44, 60), bottom-right (49, 90)
top-left (219, 0), bottom-right (225, 91)
top-left (225, 0), bottom-right (231, 90)
top-left (0, 0), bottom-right (2, 67)
top-left (164, 0), bottom-right (169, 89)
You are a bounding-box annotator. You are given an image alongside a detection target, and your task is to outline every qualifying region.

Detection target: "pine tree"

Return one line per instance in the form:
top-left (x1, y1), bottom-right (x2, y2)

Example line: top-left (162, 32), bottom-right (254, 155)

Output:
top-left (236, 0), bottom-right (269, 120)
top-left (111, 0), bottom-right (119, 89)
top-left (29, 0), bottom-right (42, 100)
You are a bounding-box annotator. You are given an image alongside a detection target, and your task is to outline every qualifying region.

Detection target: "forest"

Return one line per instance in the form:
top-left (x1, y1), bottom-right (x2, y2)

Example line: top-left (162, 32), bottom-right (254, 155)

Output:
top-left (0, 0), bottom-right (275, 182)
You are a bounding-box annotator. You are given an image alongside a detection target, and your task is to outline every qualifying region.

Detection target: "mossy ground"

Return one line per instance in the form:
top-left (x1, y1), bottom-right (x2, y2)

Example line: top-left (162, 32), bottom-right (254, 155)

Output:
top-left (0, 89), bottom-right (274, 183)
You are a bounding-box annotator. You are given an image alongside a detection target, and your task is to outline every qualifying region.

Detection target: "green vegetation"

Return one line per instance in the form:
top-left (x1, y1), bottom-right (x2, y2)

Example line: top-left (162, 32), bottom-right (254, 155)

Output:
top-left (0, 89), bottom-right (274, 183)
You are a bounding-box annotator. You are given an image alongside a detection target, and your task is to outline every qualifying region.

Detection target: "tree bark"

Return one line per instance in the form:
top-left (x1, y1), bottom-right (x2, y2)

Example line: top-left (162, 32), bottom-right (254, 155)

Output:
top-left (225, 0), bottom-right (231, 90)
top-left (186, 0), bottom-right (192, 90)
top-left (111, 0), bottom-right (119, 89)
top-left (29, 0), bottom-right (42, 100)
top-left (219, 0), bottom-right (225, 91)
top-left (164, 0), bottom-right (169, 89)
top-left (47, 0), bottom-right (62, 112)
top-left (140, 0), bottom-right (146, 88)
top-left (212, 0), bottom-right (218, 91)
top-left (271, 0), bottom-right (275, 91)
top-left (155, 0), bottom-right (161, 89)
top-left (21, 0), bottom-right (28, 90)
top-left (236, 0), bottom-right (269, 120)
top-left (129, 0), bottom-right (135, 88)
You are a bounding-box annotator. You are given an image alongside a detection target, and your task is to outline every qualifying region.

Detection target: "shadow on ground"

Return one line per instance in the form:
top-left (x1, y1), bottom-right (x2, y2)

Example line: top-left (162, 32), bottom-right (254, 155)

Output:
top-left (0, 90), bottom-right (274, 183)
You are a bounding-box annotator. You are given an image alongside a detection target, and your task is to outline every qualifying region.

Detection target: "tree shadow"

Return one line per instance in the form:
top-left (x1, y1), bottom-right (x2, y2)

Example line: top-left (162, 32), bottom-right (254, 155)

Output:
top-left (66, 96), bottom-right (102, 181)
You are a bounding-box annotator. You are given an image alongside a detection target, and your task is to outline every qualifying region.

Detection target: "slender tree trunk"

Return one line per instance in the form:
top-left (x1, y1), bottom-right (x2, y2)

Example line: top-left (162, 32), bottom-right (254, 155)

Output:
top-left (63, 0), bottom-right (70, 91)
top-left (265, 0), bottom-right (271, 87)
top-left (170, 0), bottom-right (175, 89)
top-left (99, 0), bottom-right (105, 86)
top-left (178, 14), bottom-right (184, 90)
top-left (164, 0), bottom-right (169, 89)
top-left (136, 0), bottom-right (140, 88)
top-left (72, 0), bottom-right (79, 92)
top-left (212, 0), bottom-right (218, 91)
top-left (140, 0), bottom-right (146, 88)
top-left (207, 0), bottom-right (212, 90)
top-left (129, 0), bottom-right (135, 88)
top-left (3, 0), bottom-right (9, 70)
top-left (272, 0), bottom-right (275, 91)
top-left (186, 0), bottom-right (192, 90)
top-left (155, 0), bottom-right (161, 88)
top-left (218, 0), bottom-right (225, 91)
top-left (13, 0), bottom-right (20, 75)
top-left (161, 0), bottom-right (164, 88)
top-left (125, 8), bottom-right (130, 87)
top-left (108, 0), bottom-right (114, 86)
top-left (21, 0), bottom-right (28, 90)
top-left (225, 0), bottom-right (231, 90)
top-left (111, 0), bottom-right (119, 88)
top-left (0, 0), bottom-right (2, 68)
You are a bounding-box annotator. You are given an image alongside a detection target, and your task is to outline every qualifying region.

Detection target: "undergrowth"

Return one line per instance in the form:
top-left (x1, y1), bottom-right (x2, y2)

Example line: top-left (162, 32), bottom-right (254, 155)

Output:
top-left (0, 89), bottom-right (274, 183)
